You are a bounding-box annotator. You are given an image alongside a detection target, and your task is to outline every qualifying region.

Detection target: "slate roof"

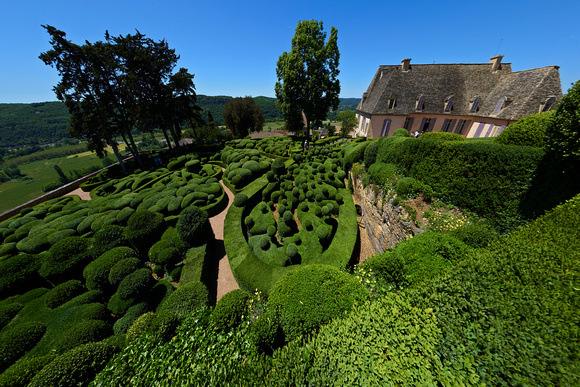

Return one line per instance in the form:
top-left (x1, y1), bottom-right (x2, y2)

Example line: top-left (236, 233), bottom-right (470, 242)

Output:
top-left (356, 59), bottom-right (562, 120)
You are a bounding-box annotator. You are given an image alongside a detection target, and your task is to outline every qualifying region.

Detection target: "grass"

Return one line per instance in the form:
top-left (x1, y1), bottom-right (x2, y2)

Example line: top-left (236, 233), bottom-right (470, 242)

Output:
top-left (262, 122), bottom-right (285, 132)
top-left (0, 152), bottom-right (105, 213)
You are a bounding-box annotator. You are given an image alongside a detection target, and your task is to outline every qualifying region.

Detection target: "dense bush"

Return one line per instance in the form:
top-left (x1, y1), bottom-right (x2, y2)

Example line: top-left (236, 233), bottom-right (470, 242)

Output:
top-left (363, 139), bottom-right (380, 167)
top-left (545, 80), bottom-right (580, 161)
top-left (176, 206), bottom-right (212, 247)
top-left (0, 303), bottom-right (23, 331)
top-left (124, 209), bottom-right (165, 254)
top-left (54, 319), bottom-right (113, 354)
top-left (89, 225), bottom-right (128, 257)
top-left (0, 254), bottom-right (44, 297)
top-left (84, 246), bottom-right (138, 291)
top-left (419, 131), bottom-right (464, 141)
top-left (0, 322), bottom-right (46, 372)
top-left (44, 279), bottom-right (85, 309)
top-left (367, 161), bottom-right (399, 186)
top-left (233, 193), bottom-right (248, 207)
top-left (113, 302), bottom-right (150, 335)
top-left (108, 257), bottom-right (141, 287)
top-left (147, 311), bottom-right (182, 343)
top-left (268, 265), bottom-right (370, 342)
top-left (39, 236), bottom-right (91, 285)
top-left (342, 140), bottom-right (370, 171)
top-left (0, 354), bottom-right (55, 387)
top-left (210, 289), bottom-right (251, 332)
top-left (391, 128), bottom-right (410, 137)
top-left (28, 341), bottom-right (120, 387)
top-left (448, 221), bottom-right (500, 248)
top-left (495, 111), bottom-right (553, 147)
top-left (157, 281), bottom-right (209, 316)
top-left (116, 268), bottom-right (154, 300)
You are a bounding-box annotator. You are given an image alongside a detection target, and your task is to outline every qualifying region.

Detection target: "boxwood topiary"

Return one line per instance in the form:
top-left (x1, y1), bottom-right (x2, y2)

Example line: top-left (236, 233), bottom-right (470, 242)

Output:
top-left (157, 281), bottom-right (209, 316)
top-left (116, 268), bottom-right (154, 301)
top-left (89, 225), bottom-right (128, 257)
top-left (108, 257), bottom-right (142, 287)
top-left (0, 354), bottom-right (55, 387)
top-left (113, 302), bottom-right (150, 335)
top-left (84, 246), bottom-right (139, 291)
top-left (147, 311), bottom-right (181, 343)
top-left (39, 236), bottom-right (91, 285)
top-left (268, 265), bottom-right (370, 342)
top-left (210, 289), bottom-right (251, 332)
top-left (0, 254), bottom-right (44, 297)
top-left (392, 128), bottom-right (410, 137)
top-left (126, 311), bottom-right (156, 342)
top-left (176, 206), bottom-right (212, 248)
top-left (0, 322), bottom-right (47, 372)
top-left (0, 303), bottom-right (23, 331)
top-left (27, 341), bottom-right (120, 387)
top-left (495, 111), bottom-right (553, 148)
top-left (44, 279), bottom-right (86, 309)
top-left (233, 193), bottom-right (248, 207)
top-left (124, 209), bottom-right (165, 254)
top-left (54, 319), bottom-right (113, 354)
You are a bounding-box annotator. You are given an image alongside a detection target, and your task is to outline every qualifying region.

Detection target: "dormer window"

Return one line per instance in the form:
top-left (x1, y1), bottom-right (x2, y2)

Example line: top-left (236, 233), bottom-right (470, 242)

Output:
top-left (415, 96), bottom-right (425, 111)
top-left (469, 97), bottom-right (481, 113)
top-left (444, 96), bottom-right (454, 113)
top-left (387, 94), bottom-right (396, 110)
top-left (493, 96), bottom-right (512, 113)
top-left (539, 96), bottom-right (556, 112)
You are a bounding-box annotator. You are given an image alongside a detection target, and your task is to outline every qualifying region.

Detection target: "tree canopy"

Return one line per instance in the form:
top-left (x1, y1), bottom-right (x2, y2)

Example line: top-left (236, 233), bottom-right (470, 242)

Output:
top-left (337, 110), bottom-right (357, 138)
top-left (275, 20), bottom-right (340, 139)
top-left (545, 80), bottom-right (580, 161)
top-left (39, 25), bottom-right (200, 170)
top-left (222, 97), bottom-right (264, 139)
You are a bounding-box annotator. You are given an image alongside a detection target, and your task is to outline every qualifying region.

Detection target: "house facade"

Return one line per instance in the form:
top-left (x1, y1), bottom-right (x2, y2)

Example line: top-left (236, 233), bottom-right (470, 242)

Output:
top-left (354, 56), bottom-right (562, 139)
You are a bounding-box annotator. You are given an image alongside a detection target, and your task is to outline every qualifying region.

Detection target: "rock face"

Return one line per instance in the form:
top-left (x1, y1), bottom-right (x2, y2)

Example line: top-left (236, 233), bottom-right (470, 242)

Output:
top-left (351, 174), bottom-right (422, 255)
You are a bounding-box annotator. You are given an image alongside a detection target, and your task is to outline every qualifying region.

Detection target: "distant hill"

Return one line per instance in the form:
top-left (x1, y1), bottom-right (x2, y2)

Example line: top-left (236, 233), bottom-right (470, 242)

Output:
top-left (0, 96), bottom-right (360, 147)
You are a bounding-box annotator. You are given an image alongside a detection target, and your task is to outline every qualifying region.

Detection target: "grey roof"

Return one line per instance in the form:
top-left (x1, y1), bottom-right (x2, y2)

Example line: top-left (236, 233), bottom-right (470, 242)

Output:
top-left (356, 60), bottom-right (562, 120)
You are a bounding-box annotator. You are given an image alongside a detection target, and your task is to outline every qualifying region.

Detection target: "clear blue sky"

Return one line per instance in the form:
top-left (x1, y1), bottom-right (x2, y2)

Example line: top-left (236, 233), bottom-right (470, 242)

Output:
top-left (1, 0), bottom-right (579, 103)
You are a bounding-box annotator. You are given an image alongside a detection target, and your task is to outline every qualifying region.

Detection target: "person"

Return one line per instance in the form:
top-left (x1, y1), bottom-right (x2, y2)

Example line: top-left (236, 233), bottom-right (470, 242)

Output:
top-left (303, 139), bottom-right (309, 151)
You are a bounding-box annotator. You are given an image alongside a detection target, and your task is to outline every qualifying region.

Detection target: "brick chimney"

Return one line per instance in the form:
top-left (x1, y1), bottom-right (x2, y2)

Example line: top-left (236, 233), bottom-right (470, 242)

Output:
top-left (490, 55), bottom-right (504, 71)
top-left (401, 58), bottom-right (411, 72)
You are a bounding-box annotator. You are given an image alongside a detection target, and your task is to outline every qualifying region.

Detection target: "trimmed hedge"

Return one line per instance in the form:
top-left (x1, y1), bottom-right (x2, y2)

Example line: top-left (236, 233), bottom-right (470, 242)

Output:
top-left (44, 280), bottom-right (85, 309)
top-left (0, 354), bottom-right (55, 387)
top-left (108, 257), bottom-right (141, 287)
top-left (39, 236), bottom-right (91, 285)
top-left (84, 246), bottom-right (139, 291)
top-left (125, 311), bottom-right (156, 342)
top-left (176, 206), bottom-right (212, 248)
top-left (495, 110), bottom-right (553, 147)
top-left (268, 264), bottom-right (370, 342)
top-left (124, 209), bottom-right (165, 254)
top-left (89, 225), bottom-right (128, 257)
top-left (0, 322), bottom-right (47, 372)
top-left (28, 341), bottom-right (120, 387)
top-left (54, 319), bottom-right (113, 354)
top-left (0, 254), bottom-right (44, 297)
top-left (113, 302), bottom-right (150, 335)
top-left (157, 281), bottom-right (209, 316)
top-left (0, 303), bottom-right (23, 331)
top-left (116, 268), bottom-right (154, 300)
top-left (210, 289), bottom-right (251, 332)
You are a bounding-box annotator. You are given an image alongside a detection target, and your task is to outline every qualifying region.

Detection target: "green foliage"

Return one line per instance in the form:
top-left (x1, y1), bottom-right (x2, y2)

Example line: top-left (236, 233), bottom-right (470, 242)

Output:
top-left (447, 221), bottom-right (500, 248)
top-left (0, 254), bottom-right (44, 297)
top-left (342, 140), bottom-right (370, 171)
top-left (367, 161), bottom-right (399, 186)
top-left (363, 138), bottom-right (380, 167)
top-left (545, 80), bottom-right (580, 160)
top-left (28, 341), bottom-right (120, 387)
top-left (420, 131), bottom-right (464, 141)
top-left (116, 268), bottom-right (154, 300)
top-left (0, 354), bottom-right (55, 387)
top-left (84, 246), bottom-right (138, 291)
top-left (176, 205), bottom-right (211, 247)
top-left (44, 279), bottom-right (85, 309)
top-left (126, 311), bottom-right (156, 342)
top-left (124, 209), bottom-right (165, 254)
top-left (89, 225), bottom-right (128, 257)
top-left (495, 111), bottom-right (553, 147)
top-left (365, 231), bottom-right (471, 288)
top-left (147, 311), bottom-right (181, 343)
top-left (108, 257), bottom-right (141, 287)
top-left (268, 265), bottom-right (370, 342)
top-left (39, 236), bottom-right (91, 285)
top-left (392, 127), bottom-right (410, 137)
top-left (0, 322), bottom-right (46, 372)
top-left (222, 97), bottom-right (265, 138)
top-left (0, 303), bottom-right (23, 331)
top-left (157, 281), bottom-right (209, 316)
top-left (54, 319), bottom-right (112, 354)
top-left (336, 110), bottom-right (357, 137)
top-left (113, 302), bottom-right (150, 335)
top-left (210, 289), bottom-right (251, 332)
top-left (275, 20), bottom-right (340, 135)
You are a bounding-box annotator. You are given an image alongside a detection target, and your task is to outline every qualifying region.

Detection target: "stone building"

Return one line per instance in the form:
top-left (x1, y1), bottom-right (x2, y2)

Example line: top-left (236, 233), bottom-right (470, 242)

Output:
top-left (354, 56), bottom-right (562, 139)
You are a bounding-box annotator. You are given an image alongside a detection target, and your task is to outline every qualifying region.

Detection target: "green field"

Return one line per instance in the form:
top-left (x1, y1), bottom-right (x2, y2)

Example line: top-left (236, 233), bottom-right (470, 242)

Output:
top-left (0, 152), bottom-right (104, 213)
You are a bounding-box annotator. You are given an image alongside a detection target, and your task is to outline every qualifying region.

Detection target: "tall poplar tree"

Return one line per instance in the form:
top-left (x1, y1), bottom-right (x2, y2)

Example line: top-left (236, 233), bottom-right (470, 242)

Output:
top-left (275, 20), bottom-right (340, 140)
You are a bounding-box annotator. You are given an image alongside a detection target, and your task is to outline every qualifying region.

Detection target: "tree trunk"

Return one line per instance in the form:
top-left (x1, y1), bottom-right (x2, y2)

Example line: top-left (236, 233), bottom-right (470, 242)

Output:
top-left (187, 119), bottom-right (200, 144)
top-left (106, 133), bottom-right (126, 173)
top-left (170, 122), bottom-right (183, 155)
top-left (161, 128), bottom-right (172, 150)
top-left (126, 131), bottom-right (143, 167)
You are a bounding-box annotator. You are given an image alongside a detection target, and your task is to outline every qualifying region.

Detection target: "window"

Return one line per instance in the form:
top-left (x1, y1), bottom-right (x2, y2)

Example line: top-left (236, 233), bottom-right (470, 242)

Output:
top-left (403, 117), bottom-right (414, 130)
top-left (442, 119), bottom-right (455, 132)
top-left (387, 94), bottom-right (396, 110)
top-left (444, 96), bottom-right (454, 113)
top-left (470, 97), bottom-right (481, 113)
top-left (416, 96), bottom-right (425, 111)
top-left (493, 97), bottom-right (505, 113)
top-left (381, 119), bottom-right (391, 137)
top-left (455, 119), bottom-right (471, 135)
top-left (420, 118), bottom-right (432, 132)
top-left (540, 96), bottom-right (556, 112)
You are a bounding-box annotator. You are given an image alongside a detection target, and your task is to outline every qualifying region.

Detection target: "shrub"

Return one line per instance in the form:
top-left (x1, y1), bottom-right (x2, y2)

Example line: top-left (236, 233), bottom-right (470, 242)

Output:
top-left (147, 311), bottom-right (181, 343)
top-left (233, 193), bottom-right (248, 207)
top-left (394, 176), bottom-right (423, 198)
top-left (494, 111), bottom-right (553, 147)
top-left (176, 206), bottom-right (212, 248)
top-left (0, 254), bottom-right (44, 297)
top-left (448, 222), bottom-right (500, 248)
top-left (250, 309), bottom-right (283, 355)
top-left (124, 209), bottom-right (165, 254)
top-left (210, 289), bottom-right (251, 331)
top-left (0, 354), bottom-right (54, 387)
top-left (392, 128), bottom-right (410, 137)
top-left (54, 319), bottom-right (113, 354)
top-left (39, 236), bottom-right (91, 285)
top-left (0, 322), bottom-right (46, 372)
top-left (419, 131), bottom-right (464, 141)
top-left (0, 303), bottom-right (23, 331)
top-left (90, 225), bottom-right (128, 257)
top-left (113, 302), bottom-right (150, 335)
top-left (545, 80), bottom-right (580, 160)
top-left (126, 311), bottom-right (156, 342)
top-left (108, 257), bottom-right (141, 287)
top-left (84, 246), bottom-right (138, 291)
top-left (363, 139), bottom-right (380, 167)
top-left (116, 268), bottom-right (154, 300)
top-left (268, 265), bottom-right (370, 341)
top-left (28, 341), bottom-right (120, 387)
top-left (157, 281), bottom-right (209, 316)
top-left (44, 280), bottom-right (85, 309)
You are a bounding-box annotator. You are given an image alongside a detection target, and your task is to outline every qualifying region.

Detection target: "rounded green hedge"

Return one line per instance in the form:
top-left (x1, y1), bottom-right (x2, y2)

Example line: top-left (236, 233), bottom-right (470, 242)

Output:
top-left (0, 354), bottom-right (55, 387)
top-left (113, 302), bottom-right (150, 335)
top-left (54, 319), bottom-right (113, 354)
top-left (44, 280), bottom-right (86, 309)
top-left (28, 341), bottom-right (120, 387)
top-left (157, 281), bottom-right (209, 316)
top-left (126, 311), bottom-right (156, 342)
top-left (0, 303), bottom-right (23, 331)
top-left (108, 257), bottom-right (141, 287)
top-left (268, 265), bottom-right (370, 342)
top-left (39, 236), bottom-right (91, 285)
top-left (90, 225), bottom-right (128, 257)
top-left (392, 128), bottom-right (410, 137)
top-left (0, 254), bottom-right (44, 297)
top-left (176, 206), bottom-right (212, 248)
top-left (495, 111), bottom-right (553, 147)
top-left (210, 289), bottom-right (251, 332)
top-left (0, 322), bottom-right (47, 372)
top-left (124, 209), bottom-right (165, 254)
top-left (84, 246), bottom-right (139, 291)
top-left (116, 268), bottom-right (154, 301)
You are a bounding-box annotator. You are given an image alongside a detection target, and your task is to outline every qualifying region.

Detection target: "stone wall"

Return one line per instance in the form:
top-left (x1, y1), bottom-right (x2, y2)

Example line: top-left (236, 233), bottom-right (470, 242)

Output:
top-left (351, 173), bottom-right (423, 255)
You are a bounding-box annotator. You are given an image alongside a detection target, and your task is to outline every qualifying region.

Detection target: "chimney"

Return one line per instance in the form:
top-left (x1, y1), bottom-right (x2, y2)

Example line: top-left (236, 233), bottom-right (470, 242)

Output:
top-left (490, 55), bottom-right (504, 71)
top-left (401, 58), bottom-right (411, 72)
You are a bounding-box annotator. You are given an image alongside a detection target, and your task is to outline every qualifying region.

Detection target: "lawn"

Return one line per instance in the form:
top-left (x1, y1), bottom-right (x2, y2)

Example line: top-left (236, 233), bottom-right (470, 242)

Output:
top-left (0, 152), bottom-right (105, 213)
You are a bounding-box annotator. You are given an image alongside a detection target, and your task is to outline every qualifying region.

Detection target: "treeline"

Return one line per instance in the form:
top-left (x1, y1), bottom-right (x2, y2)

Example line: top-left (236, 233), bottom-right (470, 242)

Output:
top-left (1, 143), bottom-right (86, 166)
top-left (0, 97), bottom-right (360, 148)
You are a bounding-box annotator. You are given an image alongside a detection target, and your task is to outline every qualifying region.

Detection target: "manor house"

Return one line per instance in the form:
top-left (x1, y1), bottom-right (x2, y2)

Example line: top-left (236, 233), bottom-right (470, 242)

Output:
top-left (354, 56), bottom-right (562, 139)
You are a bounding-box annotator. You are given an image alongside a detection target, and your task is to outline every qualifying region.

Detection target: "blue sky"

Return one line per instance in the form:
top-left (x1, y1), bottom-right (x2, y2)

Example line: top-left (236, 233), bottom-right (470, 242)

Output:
top-left (1, 0), bottom-right (579, 103)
